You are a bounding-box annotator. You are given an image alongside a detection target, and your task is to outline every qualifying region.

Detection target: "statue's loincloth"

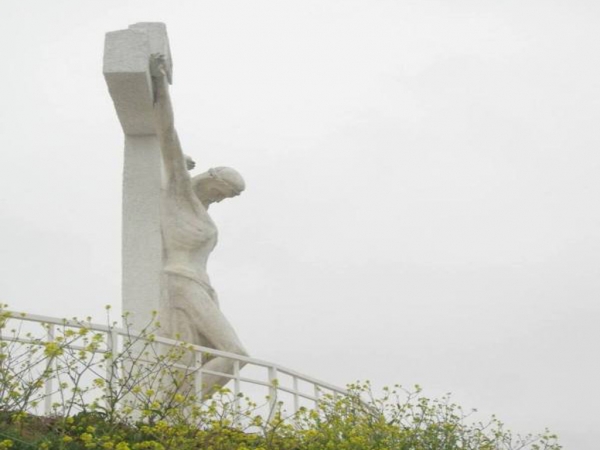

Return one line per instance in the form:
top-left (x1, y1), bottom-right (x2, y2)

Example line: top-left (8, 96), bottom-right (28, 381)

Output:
top-left (161, 266), bottom-right (220, 348)
top-left (163, 266), bottom-right (219, 304)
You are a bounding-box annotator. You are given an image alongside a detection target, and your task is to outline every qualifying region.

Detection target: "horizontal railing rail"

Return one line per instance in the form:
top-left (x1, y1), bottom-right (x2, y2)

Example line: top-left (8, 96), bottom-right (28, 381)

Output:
top-left (0, 310), bottom-right (347, 419)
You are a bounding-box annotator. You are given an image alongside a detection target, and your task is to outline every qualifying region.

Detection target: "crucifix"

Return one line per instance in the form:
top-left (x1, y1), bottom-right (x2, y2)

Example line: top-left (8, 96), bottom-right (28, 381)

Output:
top-left (103, 23), bottom-right (248, 395)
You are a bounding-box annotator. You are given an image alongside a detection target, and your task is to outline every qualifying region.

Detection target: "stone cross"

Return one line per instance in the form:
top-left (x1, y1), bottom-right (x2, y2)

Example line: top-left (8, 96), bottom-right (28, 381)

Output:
top-left (103, 23), bottom-right (173, 330)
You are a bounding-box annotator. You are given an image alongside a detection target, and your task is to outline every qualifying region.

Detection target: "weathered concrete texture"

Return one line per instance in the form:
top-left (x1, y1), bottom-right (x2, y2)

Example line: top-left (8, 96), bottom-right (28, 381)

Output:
top-left (122, 135), bottom-right (162, 329)
top-left (104, 25), bottom-right (248, 398)
top-left (129, 23), bottom-right (173, 83)
top-left (103, 23), bottom-right (171, 330)
top-left (103, 23), bottom-right (172, 136)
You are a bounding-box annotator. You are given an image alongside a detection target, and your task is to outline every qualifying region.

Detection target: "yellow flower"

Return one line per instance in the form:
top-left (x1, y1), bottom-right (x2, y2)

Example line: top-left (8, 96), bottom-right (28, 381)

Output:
top-left (44, 341), bottom-right (64, 357)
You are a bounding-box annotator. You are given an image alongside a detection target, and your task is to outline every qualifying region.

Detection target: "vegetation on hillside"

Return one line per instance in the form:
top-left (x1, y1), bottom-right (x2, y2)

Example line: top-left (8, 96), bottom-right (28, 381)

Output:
top-left (0, 307), bottom-right (561, 449)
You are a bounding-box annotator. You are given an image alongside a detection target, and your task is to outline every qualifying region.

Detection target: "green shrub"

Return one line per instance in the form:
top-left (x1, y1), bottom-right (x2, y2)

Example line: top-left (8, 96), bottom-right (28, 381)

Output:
top-left (0, 307), bottom-right (560, 449)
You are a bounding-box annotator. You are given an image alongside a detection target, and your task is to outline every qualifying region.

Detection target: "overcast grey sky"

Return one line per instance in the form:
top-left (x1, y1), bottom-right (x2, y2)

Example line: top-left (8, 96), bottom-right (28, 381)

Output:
top-left (1, 1), bottom-right (599, 448)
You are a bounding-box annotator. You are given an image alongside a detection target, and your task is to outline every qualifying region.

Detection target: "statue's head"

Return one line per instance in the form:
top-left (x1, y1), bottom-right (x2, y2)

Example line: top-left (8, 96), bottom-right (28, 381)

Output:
top-left (192, 166), bottom-right (245, 207)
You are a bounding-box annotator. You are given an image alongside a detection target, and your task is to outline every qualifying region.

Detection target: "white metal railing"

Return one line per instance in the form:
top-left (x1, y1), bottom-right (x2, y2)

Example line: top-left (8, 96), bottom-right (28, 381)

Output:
top-left (0, 310), bottom-right (347, 419)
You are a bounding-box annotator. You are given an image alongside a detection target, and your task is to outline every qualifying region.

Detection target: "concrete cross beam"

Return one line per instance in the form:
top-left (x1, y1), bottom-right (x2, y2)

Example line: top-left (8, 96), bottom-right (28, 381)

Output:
top-left (103, 23), bottom-right (172, 330)
top-left (104, 23), bottom-right (172, 135)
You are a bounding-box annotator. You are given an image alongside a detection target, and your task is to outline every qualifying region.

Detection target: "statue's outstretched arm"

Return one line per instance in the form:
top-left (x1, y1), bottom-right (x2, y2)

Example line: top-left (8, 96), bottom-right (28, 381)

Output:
top-left (150, 54), bottom-right (192, 194)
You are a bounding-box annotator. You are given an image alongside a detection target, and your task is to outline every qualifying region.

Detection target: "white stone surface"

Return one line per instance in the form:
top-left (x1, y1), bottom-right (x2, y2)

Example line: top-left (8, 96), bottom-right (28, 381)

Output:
top-left (104, 24), bottom-right (248, 395)
top-left (103, 23), bottom-right (171, 135)
top-left (103, 23), bottom-right (171, 330)
top-left (121, 135), bottom-right (162, 329)
top-left (150, 53), bottom-right (248, 395)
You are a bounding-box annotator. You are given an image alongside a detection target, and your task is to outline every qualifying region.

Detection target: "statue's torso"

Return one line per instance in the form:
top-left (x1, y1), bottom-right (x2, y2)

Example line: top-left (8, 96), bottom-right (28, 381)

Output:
top-left (160, 188), bottom-right (217, 286)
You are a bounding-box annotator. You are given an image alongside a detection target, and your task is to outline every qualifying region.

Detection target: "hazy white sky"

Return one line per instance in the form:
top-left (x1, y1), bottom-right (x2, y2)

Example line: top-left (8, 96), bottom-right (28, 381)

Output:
top-left (1, 1), bottom-right (599, 448)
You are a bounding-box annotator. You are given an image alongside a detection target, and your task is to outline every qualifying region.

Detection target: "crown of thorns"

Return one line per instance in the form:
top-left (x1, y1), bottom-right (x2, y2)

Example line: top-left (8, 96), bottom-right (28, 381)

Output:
top-left (208, 168), bottom-right (244, 195)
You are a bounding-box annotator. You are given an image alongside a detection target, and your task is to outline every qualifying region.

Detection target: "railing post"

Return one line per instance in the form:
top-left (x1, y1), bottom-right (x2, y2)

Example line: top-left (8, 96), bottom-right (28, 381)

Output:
top-left (105, 328), bottom-right (119, 411)
top-left (44, 324), bottom-right (55, 415)
top-left (194, 350), bottom-right (203, 400)
top-left (268, 366), bottom-right (278, 421)
top-left (233, 360), bottom-right (241, 426)
top-left (313, 384), bottom-right (320, 410)
top-left (293, 376), bottom-right (299, 414)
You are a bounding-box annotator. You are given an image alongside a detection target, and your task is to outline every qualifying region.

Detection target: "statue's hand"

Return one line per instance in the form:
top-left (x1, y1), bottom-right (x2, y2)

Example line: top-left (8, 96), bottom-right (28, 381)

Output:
top-left (149, 53), bottom-right (168, 78)
top-left (185, 155), bottom-right (196, 171)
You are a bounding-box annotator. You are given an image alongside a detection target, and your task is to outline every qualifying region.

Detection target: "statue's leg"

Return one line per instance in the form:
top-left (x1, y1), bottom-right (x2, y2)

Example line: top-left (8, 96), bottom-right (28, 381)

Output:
top-left (191, 305), bottom-right (249, 396)
top-left (165, 274), bottom-right (248, 396)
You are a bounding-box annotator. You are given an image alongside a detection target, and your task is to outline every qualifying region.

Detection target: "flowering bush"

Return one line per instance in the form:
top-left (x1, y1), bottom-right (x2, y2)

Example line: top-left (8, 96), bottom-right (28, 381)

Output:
top-left (0, 306), bottom-right (560, 449)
